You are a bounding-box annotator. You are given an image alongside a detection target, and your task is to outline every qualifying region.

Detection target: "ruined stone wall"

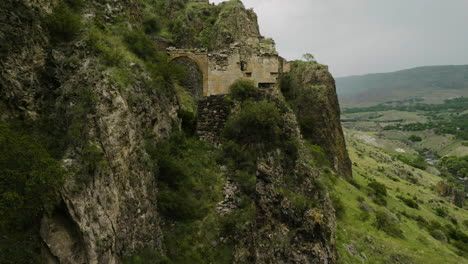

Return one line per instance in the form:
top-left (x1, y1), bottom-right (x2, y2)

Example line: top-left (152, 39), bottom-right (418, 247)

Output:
top-left (196, 95), bottom-right (233, 144)
top-left (168, 47), bottom-right (290, 97)
top-left (206, 50), bottom-right (286, 95)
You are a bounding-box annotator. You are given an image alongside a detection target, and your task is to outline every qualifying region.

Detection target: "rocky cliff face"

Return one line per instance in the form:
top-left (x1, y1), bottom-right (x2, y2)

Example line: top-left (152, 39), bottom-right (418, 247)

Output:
top-left (1, 0), bottom-right (348, 263)
top-left (287, 63), bottom-right (352, 179)
top-left (1, 0), bottom-right (178, 262)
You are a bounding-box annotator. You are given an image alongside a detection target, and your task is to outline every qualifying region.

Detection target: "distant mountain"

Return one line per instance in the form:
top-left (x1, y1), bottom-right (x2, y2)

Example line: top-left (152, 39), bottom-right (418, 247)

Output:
top-left (336, 65), bottom-right (468, 106)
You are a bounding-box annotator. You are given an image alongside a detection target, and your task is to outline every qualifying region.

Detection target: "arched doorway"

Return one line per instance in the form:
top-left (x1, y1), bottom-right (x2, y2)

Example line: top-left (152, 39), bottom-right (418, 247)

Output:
top-left (172, 57), bottom-right (204, 98)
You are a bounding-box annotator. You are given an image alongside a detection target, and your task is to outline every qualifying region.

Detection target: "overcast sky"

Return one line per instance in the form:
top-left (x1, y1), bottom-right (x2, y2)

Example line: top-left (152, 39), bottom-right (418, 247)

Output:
top-left (209, 0), bottom-right (468, 77)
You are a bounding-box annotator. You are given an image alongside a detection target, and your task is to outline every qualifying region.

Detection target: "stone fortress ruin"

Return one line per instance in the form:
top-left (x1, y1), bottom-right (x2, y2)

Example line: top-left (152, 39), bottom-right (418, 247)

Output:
top-left (167, 39), bottom-right (291, 143)
top-left (167, 41), bottom-right (290, 98)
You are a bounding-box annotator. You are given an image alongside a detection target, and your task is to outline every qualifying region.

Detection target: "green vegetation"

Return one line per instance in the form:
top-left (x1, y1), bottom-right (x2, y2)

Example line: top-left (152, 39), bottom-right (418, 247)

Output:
top-left (408, 135), bottom-right (423, 142)
top-left (295, 85), bottom-right (326, 140)
top-left (153, 0), bottom-right (221, 49)
top-left (223, 101), bottom-right (283, 150)
top-left (0, 123), bottom-right (66, 263)
top-left (47, 2), bottom-right (83, 43)
top-left (344, 97), bottom-right (468, 140)
top-left (144, 132), bottom-right (245, 263)
top-left (374, 210), bottom-right (404, 238)
top-left (439, 155), bottom-right (468, 179)
top-left (228, 79), bottom-right (258, 101)
top-left (368, 181), bottom-right (388, 206)
top-left (305, 142), bottom-right (330, 168)
top-left (124, 249), bottom-right (169, 264)
top-left (302, 53), bottom-right (317, 63)
top-left (336, 133), bottom-right (468, 263)
top-left (143, 14), bottom-right (162, 35)
top-left (398, 196), bottom-right (420, 209)
top-left (395, 153), bottom-right (428, 170)
top-left (147, 133), bottom-right (223, 221)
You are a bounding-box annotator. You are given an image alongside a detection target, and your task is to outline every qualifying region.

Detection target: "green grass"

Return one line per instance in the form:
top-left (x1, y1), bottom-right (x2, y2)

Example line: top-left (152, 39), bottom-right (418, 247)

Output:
top-left (336, 134), bottom-right (468, 263)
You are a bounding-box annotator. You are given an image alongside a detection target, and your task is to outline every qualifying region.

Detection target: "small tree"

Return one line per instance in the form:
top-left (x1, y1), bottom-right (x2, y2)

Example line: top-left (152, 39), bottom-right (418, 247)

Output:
top-left (408, 135), bottom-right (422, 142)
top-left (302, 53), bottom-right (317, 63)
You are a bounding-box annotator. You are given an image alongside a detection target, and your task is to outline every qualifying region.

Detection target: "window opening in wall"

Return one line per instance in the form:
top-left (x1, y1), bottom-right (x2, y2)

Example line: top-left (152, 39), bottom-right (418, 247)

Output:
top-left (258, 83), bottom-right (275, 89)
top-left (240, 61), bottom-right (248, 71)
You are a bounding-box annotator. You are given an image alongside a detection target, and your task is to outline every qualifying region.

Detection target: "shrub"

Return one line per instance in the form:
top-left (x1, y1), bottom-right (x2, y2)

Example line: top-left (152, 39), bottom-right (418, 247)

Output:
top-left (178, 109), bottom-right (197, 136)
top-left (47, 3), bottom-right (82, 43)
top-left (278, 188), bottom-right (317, 214)
top-left (359, 211), bottom-right (371, 222)
top-left (331, 194), bottom-right (346, 219)
top-left (408, 135), bottom-right (422, 142)
top-left (64, 0), bottom-right (84, 11)
top-left (415, 215), bottom-right (429, 228)
top-left (398, 196), bottom-right (420, 209)
top-left (430, 229), bottom-right (448, 242)
top-left (81, 143), bottom-right (106, 174)
top-left (228, 79), bottom-right (258, 101)
top-left (0, 123), bottom-right (66, 262)
top-left (306, 143), bottom-right (330, 168)
top-left (348, 178), bottom-right (362, 189)
top-left (368, 181), bottom-right (388, 205)
top-left (87, 28), bottom-right (124, 67)
top-left (124, 30), bottom-right (158, 61)
top-left (279, 73), bottom-right (294, 100)
top-left (374, 210), bottom-right (404, 238)
top-left (283, 138), bottom-right (300, 167)
top-left (298, 115), bottom-right (316, 139)
top-left (373, 196), bottom-right (388, 206)
top-left (220, 200), bottom-right (255, 236)
top-left (396, 154), bottom-right (427, 170)
top-left (223, 101), bottom-right (282, 149)
top-left (231, 170), bottom-right (256, 194)
top-left (147, 133), bottom-right (222, 221)
top-left (463, 220), bottom-right (468, 229)
top-left (143, 15), bottom-right (162, 35)
top-left (220, 141), bottom-right (257, 173)
top-left (435, 207), bottom-right (448, 218)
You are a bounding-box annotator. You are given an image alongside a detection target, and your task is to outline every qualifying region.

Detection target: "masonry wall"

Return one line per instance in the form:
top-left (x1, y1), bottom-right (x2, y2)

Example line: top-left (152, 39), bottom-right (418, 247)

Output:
top-left (168, 47), bottom-right (290, 97)
top-left (196, 95), bottom-right (233, 144)
top-left (207, 50), bottom-right (288, 96)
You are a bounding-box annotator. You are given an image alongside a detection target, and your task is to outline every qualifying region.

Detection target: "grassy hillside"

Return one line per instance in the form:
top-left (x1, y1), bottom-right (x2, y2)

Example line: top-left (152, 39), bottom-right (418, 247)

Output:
top-left (336, 65), bottom-right (468, 107)
top-left (335, 132), bottom-right (468, 264)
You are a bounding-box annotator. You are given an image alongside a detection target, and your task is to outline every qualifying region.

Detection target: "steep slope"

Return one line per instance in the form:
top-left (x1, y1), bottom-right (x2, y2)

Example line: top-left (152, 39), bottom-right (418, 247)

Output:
top-left (336, 65), bottom-right (468, 107)
top-left (335, 132), bottom-right (468, 263)
top-left (0, 0), bottom-right (349, 263)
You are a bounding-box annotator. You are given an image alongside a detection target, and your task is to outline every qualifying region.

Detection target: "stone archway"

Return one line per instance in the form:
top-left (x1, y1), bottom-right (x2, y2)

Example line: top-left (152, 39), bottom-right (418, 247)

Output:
top-left (172, 57), bottom-right (204, 98)
top-left (170, 53), bottom-right (209, 97)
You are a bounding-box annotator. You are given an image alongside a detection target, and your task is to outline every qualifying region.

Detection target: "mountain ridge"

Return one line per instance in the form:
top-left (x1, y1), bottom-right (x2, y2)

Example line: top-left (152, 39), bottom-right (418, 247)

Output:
top-left (336, 65), bottom-right (468, 106)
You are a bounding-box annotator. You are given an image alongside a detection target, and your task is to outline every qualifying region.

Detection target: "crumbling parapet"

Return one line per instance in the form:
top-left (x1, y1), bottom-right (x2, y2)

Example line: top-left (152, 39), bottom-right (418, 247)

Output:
top-left (167, 44), bottom-right (290, 97)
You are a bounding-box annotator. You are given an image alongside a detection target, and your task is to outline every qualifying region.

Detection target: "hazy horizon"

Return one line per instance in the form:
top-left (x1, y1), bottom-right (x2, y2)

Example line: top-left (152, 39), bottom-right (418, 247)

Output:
top-left (209, 0), bottom-right (468, 77)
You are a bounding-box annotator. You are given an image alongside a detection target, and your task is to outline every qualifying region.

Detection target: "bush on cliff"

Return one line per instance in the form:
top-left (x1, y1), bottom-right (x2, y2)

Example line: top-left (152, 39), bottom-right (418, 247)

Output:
top-left (47, 3), bottom-right (82, 43)
top-left (223, 101), bottom-right (282, 150)
top-left (228, 79), bottom-right (258, 101)
top-left (0, 123), bottom-right (66, 263)
top-left (147, 133), bottom-right (222, 221)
